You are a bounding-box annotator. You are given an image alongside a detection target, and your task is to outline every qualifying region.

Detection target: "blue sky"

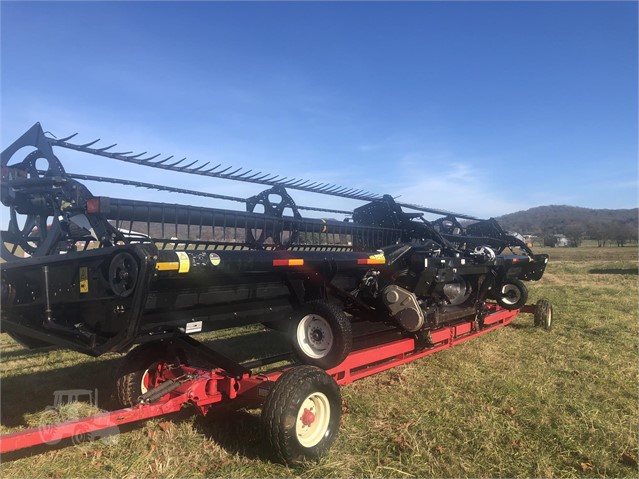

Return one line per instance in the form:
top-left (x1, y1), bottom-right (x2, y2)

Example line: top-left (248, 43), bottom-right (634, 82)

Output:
top-left (1, 1), bottom-right (637, 222)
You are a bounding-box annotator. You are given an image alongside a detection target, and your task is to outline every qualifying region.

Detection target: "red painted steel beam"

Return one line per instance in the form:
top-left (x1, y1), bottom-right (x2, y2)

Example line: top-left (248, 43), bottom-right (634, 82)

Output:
top-left (327, 307), bottom-right (518, 385)
top-left (0, 394), bottom-right (188, 454)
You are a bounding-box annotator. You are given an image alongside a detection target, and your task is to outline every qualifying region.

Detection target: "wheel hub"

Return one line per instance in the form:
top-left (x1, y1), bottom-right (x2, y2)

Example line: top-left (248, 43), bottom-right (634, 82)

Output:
top-left (501, 284), bottom-right (520, 304)
top-left (295, 392), bottom-right (331, 448)
top-left (310, 327), bottom-right (324, 344)
top-left (296, 314), bottom-right (334, 360)
top-left (300, 408), bottom-right (316, 427)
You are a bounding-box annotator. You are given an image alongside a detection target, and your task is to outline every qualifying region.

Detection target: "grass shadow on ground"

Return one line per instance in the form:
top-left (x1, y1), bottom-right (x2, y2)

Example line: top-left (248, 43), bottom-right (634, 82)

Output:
top-left (195, 406), bottom-right (273, 463)
top-left (589, 268), bottom-right (638, 275)
top-left (1, 329), bottom-right (291, 430)
top-left (0, 346), bottom-right (58, 361)
top-left (0, 357), bottom-right (122, 428)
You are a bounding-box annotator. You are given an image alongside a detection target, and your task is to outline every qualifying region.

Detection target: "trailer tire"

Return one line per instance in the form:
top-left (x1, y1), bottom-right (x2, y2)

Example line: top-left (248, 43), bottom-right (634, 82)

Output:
top-left (291, 301), bottom-right (352, 370)
top-left (494, 278), bottom-right (528, 310)
top-left (261, 365), bottom-right (341, 465)
top-left (115, 342), bottom-right (173, 408)
top-left (534, 298), bottom-right (553, 331)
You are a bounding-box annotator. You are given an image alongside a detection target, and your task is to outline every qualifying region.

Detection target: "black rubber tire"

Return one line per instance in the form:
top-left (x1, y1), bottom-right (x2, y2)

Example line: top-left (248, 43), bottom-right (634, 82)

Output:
top-left (291, 300), bottom-right (352, 370)
top-left (534, 298), bottom-right (553, 331)
top-left (261, 365), bottom-right (342, 465)
top-left (114, 342), bottom-right (173, 408)
top-left (494, 278), bottom-right (528, 310)
top-left (7, 331), bottom-right (52, 349)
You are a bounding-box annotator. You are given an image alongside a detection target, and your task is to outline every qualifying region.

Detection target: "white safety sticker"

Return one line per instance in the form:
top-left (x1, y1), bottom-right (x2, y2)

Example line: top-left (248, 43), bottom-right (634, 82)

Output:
top-left (185, 320), bottom-right (203, 334)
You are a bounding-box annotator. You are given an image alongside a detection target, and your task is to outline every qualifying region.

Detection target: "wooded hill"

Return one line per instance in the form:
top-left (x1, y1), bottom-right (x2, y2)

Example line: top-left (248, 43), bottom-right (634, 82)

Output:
top-left (495, 205), bottom-right (638, 246)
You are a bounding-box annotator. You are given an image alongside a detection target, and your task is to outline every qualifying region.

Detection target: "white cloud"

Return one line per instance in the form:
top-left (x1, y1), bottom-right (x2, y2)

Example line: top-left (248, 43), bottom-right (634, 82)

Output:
top-left (389, 155), bottom-right (528, 219)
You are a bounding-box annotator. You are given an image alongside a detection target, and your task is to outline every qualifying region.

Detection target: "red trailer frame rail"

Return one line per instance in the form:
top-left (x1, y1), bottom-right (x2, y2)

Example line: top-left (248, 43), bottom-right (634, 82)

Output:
top-left (0, 303), bottom-right (551, 460)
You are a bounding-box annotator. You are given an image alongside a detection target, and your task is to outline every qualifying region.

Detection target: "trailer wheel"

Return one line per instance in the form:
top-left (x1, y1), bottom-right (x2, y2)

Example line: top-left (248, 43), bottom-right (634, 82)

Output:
top-left (534, 298), bottom-right (553, 331)
top-left (494, 278), bottom-right (528, 310)
top-left (115, 342), bottom-right (173, 408)
top-left (292, 301), bottom-right (352, 370)
top-left (261, 365), bottom-right (341, 465)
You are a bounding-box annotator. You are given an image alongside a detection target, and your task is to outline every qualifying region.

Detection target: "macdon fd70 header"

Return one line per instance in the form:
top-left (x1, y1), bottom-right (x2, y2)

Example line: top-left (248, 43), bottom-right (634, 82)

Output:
top-left (0, 123), bottom-right (550, 462)
top-left (1, 122), bottom-right (547, 362)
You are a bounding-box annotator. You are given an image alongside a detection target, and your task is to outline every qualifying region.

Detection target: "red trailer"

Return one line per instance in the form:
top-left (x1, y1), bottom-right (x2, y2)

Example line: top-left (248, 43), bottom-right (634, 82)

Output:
top-left (0, 301), bottom-right (552, 465)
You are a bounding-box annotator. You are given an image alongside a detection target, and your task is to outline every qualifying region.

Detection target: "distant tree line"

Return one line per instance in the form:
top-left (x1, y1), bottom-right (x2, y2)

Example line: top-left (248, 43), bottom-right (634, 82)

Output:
top-left (542, 220), bottom-right (638, 247)
top-left (497, 205), bottom-right (638, 248)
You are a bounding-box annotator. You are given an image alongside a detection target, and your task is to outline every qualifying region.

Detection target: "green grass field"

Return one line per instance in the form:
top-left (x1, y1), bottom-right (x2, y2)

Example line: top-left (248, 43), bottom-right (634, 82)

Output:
top-left (1, 245), bottom-right (637, 478)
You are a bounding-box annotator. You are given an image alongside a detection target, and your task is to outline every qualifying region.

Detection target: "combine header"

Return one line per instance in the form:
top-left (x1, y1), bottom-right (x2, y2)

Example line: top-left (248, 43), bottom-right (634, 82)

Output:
top-left (0, 123), bottom-right (551, 463)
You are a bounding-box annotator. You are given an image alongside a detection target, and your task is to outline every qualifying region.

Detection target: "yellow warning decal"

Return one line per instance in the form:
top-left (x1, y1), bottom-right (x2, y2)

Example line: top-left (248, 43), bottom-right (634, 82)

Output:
top-left (321, 219), bottom-right (327, 233)
top-left (176, 251), bottom-right (190, 273)
top-left (156, 262), bottom-right (179, 271)
top-left (79, 267), bottom-right (89, 293)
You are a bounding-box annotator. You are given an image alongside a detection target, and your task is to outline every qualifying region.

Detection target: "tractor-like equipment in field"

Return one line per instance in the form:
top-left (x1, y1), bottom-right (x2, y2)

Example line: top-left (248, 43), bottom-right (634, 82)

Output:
top-left (0, 123), bottom-right (551, 462)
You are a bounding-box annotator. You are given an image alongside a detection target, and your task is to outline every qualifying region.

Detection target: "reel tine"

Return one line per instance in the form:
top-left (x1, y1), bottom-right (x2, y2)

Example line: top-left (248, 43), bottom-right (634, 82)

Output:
top-left (190, 161), bottom-right (210, 172)
top-left (352, 189), bottom-right (370, 198)
top-left (78, 139), bottom-right (101, 148)
top-left (166, 158), bottom-right (186, 168)
top-left (125, 152), bottom-right (147, 159)
top-left (203, 164), bottom-right (222, 173)
top-left (243, 171), bottom-right (262, 180)
top-left (148, 158), bottom-right (173, 168)
top-left (235, 169), bottom-right (253, 178)
top-left (180, 160), bottom-right (198, 169)
top-left (286, 179), bottom-right (306, 187)
top-left (223, 167), bottom-right (243, 177)
top-left (57, 132), bottom-right (79, 142)
top-left (142, 154), bottom-right (164, 163)
top-left (96, 143), bottom-right (117, 152)
top-left (216, 166), bottom-right (232, 175)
